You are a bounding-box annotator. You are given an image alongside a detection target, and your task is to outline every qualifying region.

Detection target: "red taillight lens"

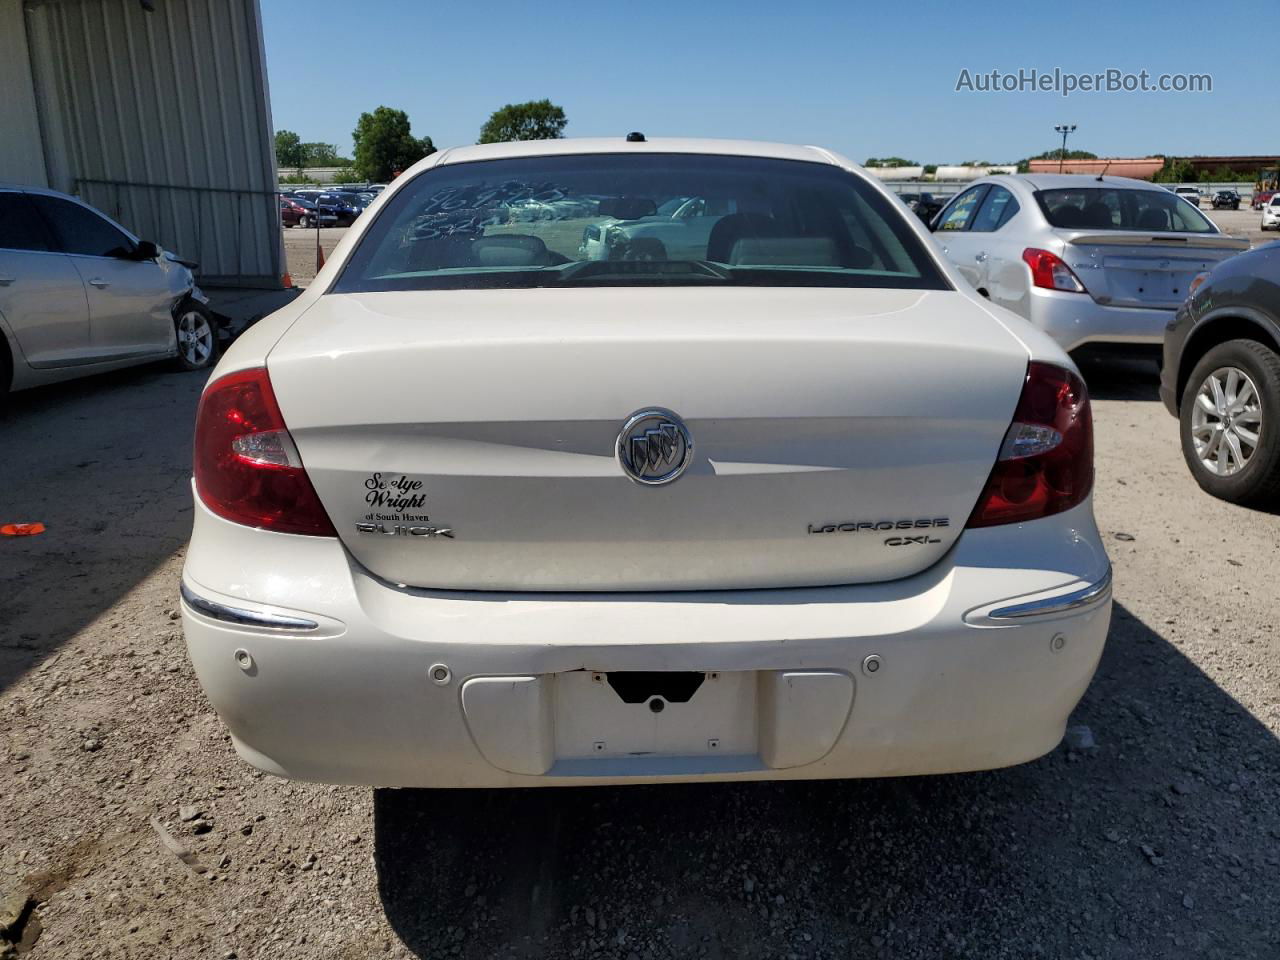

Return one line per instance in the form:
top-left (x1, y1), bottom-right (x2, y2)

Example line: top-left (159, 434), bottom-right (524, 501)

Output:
top-left (193, 368), bottom-right (337, 536)
top-left (967, 362), bottom-right (1093, 528)
top-left (1021, 247), bottom-right (1086, 293)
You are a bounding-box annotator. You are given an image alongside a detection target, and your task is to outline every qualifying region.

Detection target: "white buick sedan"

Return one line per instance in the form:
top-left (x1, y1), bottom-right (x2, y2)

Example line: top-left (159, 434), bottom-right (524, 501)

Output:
top-left (181, 138), bottom-right (1112, 788)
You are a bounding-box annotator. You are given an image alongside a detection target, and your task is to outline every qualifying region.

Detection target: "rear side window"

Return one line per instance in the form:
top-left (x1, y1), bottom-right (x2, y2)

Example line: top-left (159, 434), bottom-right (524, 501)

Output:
top-left (969, 186), bottom-right (1020, 232)
top-left (934, 187), bottom-right (987, 232)
top-left (1036, 187), bottom-right (1215, 233)
top-left (32, 196), bottom-right (135, 256)
top-left (0, 193), bottom-right (52, 252)
top-left (335, 153), bottom-right (950, 293)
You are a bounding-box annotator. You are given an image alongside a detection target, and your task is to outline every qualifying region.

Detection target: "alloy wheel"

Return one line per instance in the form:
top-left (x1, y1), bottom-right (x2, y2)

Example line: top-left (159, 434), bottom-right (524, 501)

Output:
top-left (1190, 366), bottom-right (1263, 476)
top-left (177, 310), bottom-right (214, 367)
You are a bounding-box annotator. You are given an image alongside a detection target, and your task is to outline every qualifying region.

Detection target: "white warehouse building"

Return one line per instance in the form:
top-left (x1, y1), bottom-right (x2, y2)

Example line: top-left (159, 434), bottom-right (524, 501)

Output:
top-left (0, 0), bottom-right (283, 287)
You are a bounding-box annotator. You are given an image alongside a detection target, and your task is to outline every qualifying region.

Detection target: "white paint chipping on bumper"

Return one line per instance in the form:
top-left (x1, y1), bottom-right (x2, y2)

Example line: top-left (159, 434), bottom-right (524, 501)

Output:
top-left (182, 495), bottom-right (1111, 788)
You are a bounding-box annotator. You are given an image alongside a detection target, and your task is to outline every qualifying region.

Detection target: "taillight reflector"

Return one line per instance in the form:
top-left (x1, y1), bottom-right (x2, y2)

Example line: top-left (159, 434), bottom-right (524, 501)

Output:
top-left (1022, 247), bottom-right (1086, 293)
top-left (192, 368), bottom-right (337, 536)
top-left (967, 362), bottom-right (1093, 528)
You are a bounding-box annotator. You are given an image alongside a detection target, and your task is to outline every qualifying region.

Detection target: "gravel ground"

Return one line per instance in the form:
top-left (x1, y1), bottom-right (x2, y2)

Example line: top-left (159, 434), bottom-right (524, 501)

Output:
top-left (283, 225), bottom-right (347, 287)
top-left (2, 202), bottom-right (1278, 959)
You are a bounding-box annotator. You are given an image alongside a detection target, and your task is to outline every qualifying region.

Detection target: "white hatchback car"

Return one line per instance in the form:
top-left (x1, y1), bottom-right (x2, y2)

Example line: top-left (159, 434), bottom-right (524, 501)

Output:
top-left (182, 139), bottom-right (1112, 788)
top-left (930, 174), bottom-right (1247, 354)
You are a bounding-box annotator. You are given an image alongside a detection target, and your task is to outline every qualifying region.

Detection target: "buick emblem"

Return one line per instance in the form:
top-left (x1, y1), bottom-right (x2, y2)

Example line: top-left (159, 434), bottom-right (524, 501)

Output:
top-left (616, 409), bottom-right (693, 486)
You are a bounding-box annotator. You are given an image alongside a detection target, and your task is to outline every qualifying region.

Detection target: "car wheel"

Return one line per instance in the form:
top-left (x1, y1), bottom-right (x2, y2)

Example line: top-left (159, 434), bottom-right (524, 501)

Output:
top-left (174, 302), bottom-right (220, 372)
top-left (1179, 339), bottom-right (1280, 505)
top-left (301, 214), bottom-right (312, 228)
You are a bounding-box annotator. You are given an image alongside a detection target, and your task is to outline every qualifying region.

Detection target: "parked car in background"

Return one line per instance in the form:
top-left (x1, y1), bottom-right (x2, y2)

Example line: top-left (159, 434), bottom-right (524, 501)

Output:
top-left (0, 184), bottom-right (218, 396)
top-left (1173, 185), bottom-right (1203, 207)
top-left (313, 193), bottom-right (360, 227)
top-left (1161, 241), bottom-right (1280, 504)
top-left (280, 197), bottom-right (302, 227)
top-left (1211, 190), bottom-right (1241, 210)
top-left (281, 196), bottom-right (336, 228)
top-left (1252, 190), bottom-right (1275, 211)
top-left (182, 137), bottom-right (1111, 790)
top-left (913, 192), bottom-right (945, 222)
top-left (1262, 195), bottom-right (1280, 231)
top-left (930, 174), bottom-right (1248, 356)
top-left (279, 197), bottom-right (309, 227)
top-left (577, 195), bottom-right (727, 261)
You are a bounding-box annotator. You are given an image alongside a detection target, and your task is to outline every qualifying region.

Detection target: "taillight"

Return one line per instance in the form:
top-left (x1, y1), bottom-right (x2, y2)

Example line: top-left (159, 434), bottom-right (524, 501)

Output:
top-left (967, 362), bottom-right (1093, 528)
top-left (1021, 247), bottom-right (1085, 293)
top-left (192, 367), bottom-right (337, 536)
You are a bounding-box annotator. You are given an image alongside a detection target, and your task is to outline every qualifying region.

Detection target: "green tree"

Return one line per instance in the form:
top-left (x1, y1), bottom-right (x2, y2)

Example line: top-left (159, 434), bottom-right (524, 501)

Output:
top-left (478, 99), bottom-right (567, 144)
top-left (864, 157), bottom-right (917, 168)
top-left (351, 107), bottom-right (435, 182)
top-left (331, 165), bottom-right (361, 185)
top-left (1151, 157), bottom-right (1195, 183)
top-left (1026, 148), bottom-right (1098, 162)
top-left (274, 130), bottom-right (305, 171)
top-left (301, 142), bottom-right (342, 167)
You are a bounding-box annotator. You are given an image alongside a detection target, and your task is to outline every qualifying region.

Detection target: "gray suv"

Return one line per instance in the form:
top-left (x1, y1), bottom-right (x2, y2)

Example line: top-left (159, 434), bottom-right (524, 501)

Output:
top-left (1161, 242), bottom-right (1280, 505)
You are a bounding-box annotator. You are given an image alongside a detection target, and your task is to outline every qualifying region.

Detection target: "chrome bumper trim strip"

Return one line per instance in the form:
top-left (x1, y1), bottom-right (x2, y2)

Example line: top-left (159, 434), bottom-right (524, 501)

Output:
top-left (987, 567), bottom-right (1113, 621)
top-left (180, 583), bottom-right (318, 631)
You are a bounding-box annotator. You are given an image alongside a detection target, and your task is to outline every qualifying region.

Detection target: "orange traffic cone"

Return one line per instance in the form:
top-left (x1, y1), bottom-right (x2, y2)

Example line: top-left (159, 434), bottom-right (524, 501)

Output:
top-left (315, 240), bottom-right (325, 272)
top-left (281, 271), bottom-right (294, 289)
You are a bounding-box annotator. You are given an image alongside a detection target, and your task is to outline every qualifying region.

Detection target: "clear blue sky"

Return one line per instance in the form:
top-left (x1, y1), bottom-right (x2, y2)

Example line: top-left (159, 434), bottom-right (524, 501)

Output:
top-left (262, 0), bottom-right (1276, 164)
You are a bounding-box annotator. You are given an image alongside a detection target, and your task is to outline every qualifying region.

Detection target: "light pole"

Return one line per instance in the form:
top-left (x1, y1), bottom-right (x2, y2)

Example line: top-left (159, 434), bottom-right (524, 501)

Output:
top-left (1054, 124), bottom-right (1077, 173)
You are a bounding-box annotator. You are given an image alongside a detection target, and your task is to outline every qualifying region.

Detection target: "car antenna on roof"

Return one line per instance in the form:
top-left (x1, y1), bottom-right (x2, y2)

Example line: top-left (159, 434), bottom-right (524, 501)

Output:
top-left (626, 131), bottom-right (646, 143)
top-left (1095, 159), bottom-right (1112, 182)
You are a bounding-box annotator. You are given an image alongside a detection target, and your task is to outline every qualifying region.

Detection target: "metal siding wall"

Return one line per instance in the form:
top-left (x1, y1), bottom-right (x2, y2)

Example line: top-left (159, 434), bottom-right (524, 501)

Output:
top-left (0, 1), bottom-right (49, 185)
top-left (24, 0), bottom-right (281, 285)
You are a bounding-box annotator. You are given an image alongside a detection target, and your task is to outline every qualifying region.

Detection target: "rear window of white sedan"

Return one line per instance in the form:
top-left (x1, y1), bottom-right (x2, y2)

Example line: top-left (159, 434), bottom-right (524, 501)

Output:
top-left (334, 154), bottom-right (950, 292)
top-left (1036, 187), bottom-right (1216, 233)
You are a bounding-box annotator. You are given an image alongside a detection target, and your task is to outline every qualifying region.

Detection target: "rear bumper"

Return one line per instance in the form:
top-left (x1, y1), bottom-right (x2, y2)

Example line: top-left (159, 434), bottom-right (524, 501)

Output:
top-left (1030, 288), bottom-right (1176, 352)
top-left (181, 496), bottom-right (1112, 787)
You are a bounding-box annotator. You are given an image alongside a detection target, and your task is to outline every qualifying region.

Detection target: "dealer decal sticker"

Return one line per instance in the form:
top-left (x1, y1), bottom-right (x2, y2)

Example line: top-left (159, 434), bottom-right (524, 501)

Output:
top-left (356, 473), bottom-right (454, 539)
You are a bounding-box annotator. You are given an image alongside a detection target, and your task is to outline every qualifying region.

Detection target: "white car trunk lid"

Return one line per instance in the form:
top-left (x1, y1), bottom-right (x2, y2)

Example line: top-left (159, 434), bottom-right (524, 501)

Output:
top-left (266, 287), bottom-right (1029, 591)
top-left (1055, 231), bottom-right (1248, 309)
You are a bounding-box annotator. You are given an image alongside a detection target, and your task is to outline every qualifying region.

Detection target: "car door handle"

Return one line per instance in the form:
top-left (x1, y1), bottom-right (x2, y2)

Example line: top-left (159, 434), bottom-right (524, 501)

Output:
top-left (0, 276), bottom-right (14, 286)
top-left (974, 252), bottom-right (988, 263)
top-left (87, 278), bottom-right (111, 288)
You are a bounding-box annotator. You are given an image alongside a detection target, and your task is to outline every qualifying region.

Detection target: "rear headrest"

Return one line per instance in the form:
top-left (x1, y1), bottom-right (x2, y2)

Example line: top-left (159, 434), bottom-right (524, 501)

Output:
top-left (470, 234), bottom-right (551, 267)
top-left (1081, 202), bottom-right (1114, 228)
top-left (706, 212), bottom-right (780, 262)
top-left (1053, 205), bottom-right (1087, 228)
top-left (729, 237), bottom-right (839, 267)
top-left (1135, 208), bottom-right (1171, 231)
